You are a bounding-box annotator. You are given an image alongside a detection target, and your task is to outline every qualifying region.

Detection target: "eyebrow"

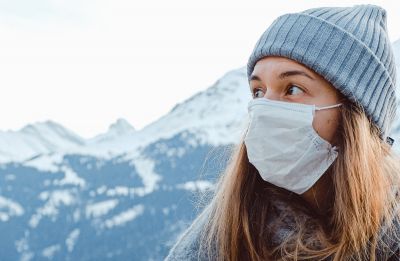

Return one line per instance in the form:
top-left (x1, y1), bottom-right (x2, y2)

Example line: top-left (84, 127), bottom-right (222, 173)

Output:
top-left (249, 70), bottom-right (315, 81)
top-left (279, 70), bottom-right (315, 80)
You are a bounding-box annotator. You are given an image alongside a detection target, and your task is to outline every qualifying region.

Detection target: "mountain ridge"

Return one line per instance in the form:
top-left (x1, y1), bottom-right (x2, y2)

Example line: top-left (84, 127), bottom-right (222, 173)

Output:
top-left (87, 118), bottom-right (136, 144)
top-left (0, 40), bottom-right (398, 261)
top-left (0, 41), bottom-right (399, 169)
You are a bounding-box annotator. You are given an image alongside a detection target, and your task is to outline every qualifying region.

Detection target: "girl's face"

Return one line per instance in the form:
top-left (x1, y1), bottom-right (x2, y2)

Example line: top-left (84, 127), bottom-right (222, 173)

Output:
top-left (250, 56), bottom-right (341, 144)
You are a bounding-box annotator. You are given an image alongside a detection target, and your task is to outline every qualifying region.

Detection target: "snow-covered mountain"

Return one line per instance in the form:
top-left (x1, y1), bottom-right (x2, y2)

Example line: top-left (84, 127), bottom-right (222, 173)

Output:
top-left (0, 120), bottom-right (85, 163)
top-left (0, 65), bottom-right (251, 260)
top-left (0, 41), bottom-right (398, 261)
top-left (88, 118), bottom-right (136, 144)
top-left (7, 68), bottom-right (251, 174)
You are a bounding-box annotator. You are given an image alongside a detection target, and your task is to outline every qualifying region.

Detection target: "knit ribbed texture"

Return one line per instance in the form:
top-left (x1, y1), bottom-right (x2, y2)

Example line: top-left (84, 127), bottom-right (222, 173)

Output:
top-left (247, 5), bottom-right (397, 139)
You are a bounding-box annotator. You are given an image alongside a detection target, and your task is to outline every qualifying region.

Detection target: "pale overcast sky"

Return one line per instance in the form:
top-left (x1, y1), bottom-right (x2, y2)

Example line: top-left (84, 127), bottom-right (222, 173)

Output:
top-left (0, 0), bottom-right (399, 138)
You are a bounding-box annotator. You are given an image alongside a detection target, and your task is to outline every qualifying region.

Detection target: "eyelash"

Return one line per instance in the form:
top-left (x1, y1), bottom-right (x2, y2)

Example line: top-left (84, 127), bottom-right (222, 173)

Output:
top-left (251, 88), bottom-right (263, 98)
top-left (286, 84), bottom-right (304, 95)
top-left (251, 84), bottom-right (304, 98)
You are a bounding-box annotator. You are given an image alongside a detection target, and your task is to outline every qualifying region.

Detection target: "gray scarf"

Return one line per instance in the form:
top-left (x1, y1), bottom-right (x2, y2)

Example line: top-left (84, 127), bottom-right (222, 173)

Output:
top-left (165, 198), bottom-right (400, 261)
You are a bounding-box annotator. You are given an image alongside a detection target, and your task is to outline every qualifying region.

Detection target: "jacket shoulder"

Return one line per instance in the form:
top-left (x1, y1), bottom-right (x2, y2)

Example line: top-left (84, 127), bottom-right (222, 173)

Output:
top-left (164, 203), bottom-right (213, 261)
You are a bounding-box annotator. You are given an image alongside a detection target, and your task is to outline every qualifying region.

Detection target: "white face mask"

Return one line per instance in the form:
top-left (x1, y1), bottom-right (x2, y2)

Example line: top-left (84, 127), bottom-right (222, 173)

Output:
top-left (244, 98), bottom-right (341, 195)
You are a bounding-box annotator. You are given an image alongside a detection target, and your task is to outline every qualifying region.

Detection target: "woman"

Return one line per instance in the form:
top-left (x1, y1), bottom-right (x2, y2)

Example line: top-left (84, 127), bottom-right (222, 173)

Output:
top-left (166, 4), bottom-right (400, 261)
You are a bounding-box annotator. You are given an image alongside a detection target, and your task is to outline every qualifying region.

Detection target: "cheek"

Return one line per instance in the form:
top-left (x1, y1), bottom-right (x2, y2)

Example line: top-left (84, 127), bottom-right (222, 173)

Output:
top-left (312, 110), bottom-right (341, 143)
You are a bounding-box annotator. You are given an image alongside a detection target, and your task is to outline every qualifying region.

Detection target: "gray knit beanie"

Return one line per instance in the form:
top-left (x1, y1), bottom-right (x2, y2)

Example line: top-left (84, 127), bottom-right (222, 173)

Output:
top-left (247, 4), bottom-right (397, 143)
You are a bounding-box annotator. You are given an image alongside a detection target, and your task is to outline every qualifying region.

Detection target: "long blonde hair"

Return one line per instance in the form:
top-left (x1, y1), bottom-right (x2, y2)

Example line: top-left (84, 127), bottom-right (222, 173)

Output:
top-left (200, 97), bottom-right (400, 261)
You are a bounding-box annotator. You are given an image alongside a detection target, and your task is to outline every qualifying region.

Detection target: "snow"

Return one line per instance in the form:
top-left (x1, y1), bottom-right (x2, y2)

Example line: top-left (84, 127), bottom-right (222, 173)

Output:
top-left (88, 118), bottom-right (136, 144)
top-left (73, 209), bottom-right (81, 222)
top-left (29, 189), bottom-right (77, 228)
top-left (0, 120), bottom-right (85, 164)
top-left (23, 153), bottom-right (64, 173)
top-left (42, 244), bottom-right (61, 260)
top-left (176, 181), bottom-right (214, 192)
top-left (0, 196), bottom-right (25, 221)
top-left (15, 235), bottom-right (29, 253)
top-left (38, 191), bottom-right (50, 201)
top-left (58, 166), bottom-right (86, 188)
top-left (106, 186), bottom-right (129, 197)
top-left (0, 66), bottom-right (251, 173)
top-left (162, 208), bottom-right (169, 215)
top-left (12, 67), bottom-right (249, 172)
top-left (5, 174), bottom-right (15, 181)
top-left (66, 228), bottom-right (80, 252)
top-left (104, 185), bottom-right (155, 198)
top-left (81, 67), bottom-right (250, 157)
top-left (96, 185), bottom-right (107, 195)
top-left (0, 39), bottom-right (397, 261)
top-left (129, 158), bottom-right (162, 195)
top-left (0, 44), bottom-right (399, 174)
top-left (19, 121), bottom-right (84, 149)
top-left (104, 204), bottom-right (144, 228)
top-left (86, 199), bottom-right (119, 219)
top-left (129, 186), bottom-right (155, 198)
top-left (20, 252), bottom-right (34, 261)
top-left (135, 67), bottom-right (250, 147)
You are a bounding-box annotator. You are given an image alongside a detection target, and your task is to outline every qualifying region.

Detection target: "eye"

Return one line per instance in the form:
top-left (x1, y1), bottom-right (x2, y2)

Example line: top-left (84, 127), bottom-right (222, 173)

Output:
top-left (252, 89), bottom-right (265, 99)
top-left (287, 85), bottom-right (304, 96)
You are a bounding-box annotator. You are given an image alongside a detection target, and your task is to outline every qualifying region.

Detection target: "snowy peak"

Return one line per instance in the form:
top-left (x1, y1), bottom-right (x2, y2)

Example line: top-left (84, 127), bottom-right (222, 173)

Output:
top-left (0, 120), bottom-right (85, 163)
top-left (51, 67), bottom-right (251, 159)
top-left (20, 120), bottom-right (85, 147)
top-left (1, 39), bottom-right (399, 163)
top-left (89, 118), bottom-right (136, 144)
top-left (135, 67), bottom-right (251, 147)
top-left (108, 118), bottom-right (136, 136)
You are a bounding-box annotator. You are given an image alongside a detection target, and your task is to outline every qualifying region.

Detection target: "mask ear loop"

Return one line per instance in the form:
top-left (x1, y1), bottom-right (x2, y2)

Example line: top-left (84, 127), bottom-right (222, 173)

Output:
top-left (312, 103), bottom-right (342, 117)
top-left (314, 103), bottom-right (342, 152)
top-left (315, 103), bottom-right (342, 111)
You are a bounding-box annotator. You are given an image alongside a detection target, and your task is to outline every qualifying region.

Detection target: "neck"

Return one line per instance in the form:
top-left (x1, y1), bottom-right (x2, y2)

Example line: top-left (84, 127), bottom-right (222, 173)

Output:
top-left (300, 173), bottom-right (333, 214)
